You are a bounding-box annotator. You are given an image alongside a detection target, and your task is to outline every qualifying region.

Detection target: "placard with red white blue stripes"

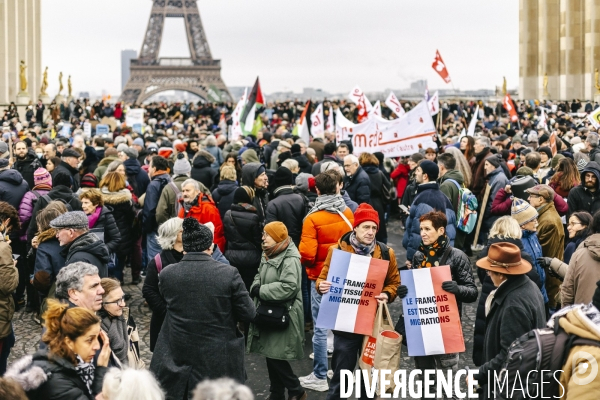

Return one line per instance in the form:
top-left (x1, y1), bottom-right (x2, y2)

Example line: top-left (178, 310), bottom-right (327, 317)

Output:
top-left (316, 249), bottom-right (389, 335)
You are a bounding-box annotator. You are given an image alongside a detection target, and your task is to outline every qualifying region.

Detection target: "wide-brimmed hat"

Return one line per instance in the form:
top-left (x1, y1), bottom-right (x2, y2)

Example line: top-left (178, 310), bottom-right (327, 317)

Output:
top-left (475, 242), bottom-right (532, 275)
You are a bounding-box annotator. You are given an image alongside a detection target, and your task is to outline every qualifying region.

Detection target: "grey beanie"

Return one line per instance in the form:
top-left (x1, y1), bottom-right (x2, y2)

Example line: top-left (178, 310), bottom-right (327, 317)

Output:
top-left (295, 172), bottom-right (313, 193)
top-left (173, 153), bottom-right (191, 175)
top-left (122, 146), bottom-right (139, 159)
top-left (50, 211), bottom-right (89, 230)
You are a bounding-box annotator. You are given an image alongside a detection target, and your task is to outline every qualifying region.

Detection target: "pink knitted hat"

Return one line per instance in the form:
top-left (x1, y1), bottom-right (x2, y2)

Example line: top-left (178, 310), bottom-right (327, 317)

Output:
top-left (34, 168), bottom-right (52, 187)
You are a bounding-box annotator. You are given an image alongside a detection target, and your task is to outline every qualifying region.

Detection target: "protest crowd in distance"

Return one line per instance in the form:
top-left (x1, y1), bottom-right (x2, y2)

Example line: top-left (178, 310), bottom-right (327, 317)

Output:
top-left (1, 84), bottom-right (600, 400)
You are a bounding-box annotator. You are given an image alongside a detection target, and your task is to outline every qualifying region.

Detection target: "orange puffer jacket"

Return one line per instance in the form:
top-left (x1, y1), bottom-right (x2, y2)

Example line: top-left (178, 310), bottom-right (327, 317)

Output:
top-left (299, 208), bottom-right (354, 280)
top-left (178, 195), bottom-right (226, 253)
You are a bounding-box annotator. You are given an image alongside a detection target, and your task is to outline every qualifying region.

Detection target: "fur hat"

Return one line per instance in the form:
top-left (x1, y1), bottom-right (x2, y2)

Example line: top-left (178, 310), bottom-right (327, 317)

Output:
top-left (353, 203), bottom-right (380, 229)
top-left (182, 217), bottom-right (213, 253)
top-left (50, 211), bottom-right (89, 230)
top-left (511, 197), bottom-right (538, 226)
top-left (264, 221), bottom-right (289, 243)
top-left (173, 153), bottom-right (191, 175)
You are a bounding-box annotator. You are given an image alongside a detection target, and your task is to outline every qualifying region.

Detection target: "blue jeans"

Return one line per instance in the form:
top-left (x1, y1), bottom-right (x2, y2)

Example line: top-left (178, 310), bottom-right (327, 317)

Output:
top-left (146, 232), bottom-right (161, 264)
top-left (310, 280), bottom-right (328, 380)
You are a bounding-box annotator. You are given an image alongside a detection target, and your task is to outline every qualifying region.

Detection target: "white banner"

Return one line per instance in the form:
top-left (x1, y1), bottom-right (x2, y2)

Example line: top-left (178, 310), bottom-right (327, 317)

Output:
top-left (348, 85), bottom-right (373, 112)
top-left (335, 109), bottom-right (355, 142)
top-left (385, 91), bottom-right (405, 118)
top-left (326, 106), bottom-right (334, 132)
top-left (351, 101), bottom-right (437, 158)
top-left (230, 88), bottom-right (247, 141)
top-left (125, 109), bottom-right (145, 133)
top-left (369, 101), bottom-right (382, 118)
top-left (427, 91), bottom-right (439, 116)
top-left (310, 103), bottom-right (325, 138)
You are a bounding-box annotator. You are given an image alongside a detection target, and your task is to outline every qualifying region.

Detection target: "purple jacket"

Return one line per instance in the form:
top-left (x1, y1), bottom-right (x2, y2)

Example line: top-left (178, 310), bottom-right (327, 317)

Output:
top-left (19, 189), bottom-right (50, 241)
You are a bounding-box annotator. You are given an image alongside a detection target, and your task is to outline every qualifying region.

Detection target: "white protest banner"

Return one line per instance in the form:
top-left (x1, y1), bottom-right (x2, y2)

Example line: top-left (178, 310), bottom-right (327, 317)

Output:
top-left (385, 91), bottom-right (405, 118)
top-left (83, 122), bottom-right (91, 138)
top-left (467, 105), bottom-right (479, 137)
top-left (348, 85), bottom-right (373, 112)
top-left (335, 109), bottom-right (355, 142)
top-left (369, 101), bottom-right (382, 118)
top-left (230, 88), bottom-right (247, 142)
top-left (310, 103), bottom-right (325, 139)
top-left (125, 109), bottom-right (145, 134)
top-left (351, 101), bottom-right (437, 158)
top-left (326, 106), bottom-right (334, 132)
top-left (427, 91), bottom-right (440, 116)
top-left (538, 108), bottom-right (548, 131)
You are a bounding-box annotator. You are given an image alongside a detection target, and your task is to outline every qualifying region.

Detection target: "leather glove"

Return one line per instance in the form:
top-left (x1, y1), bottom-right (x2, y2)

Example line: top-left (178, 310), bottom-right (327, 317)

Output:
top-left (250, 285), bottom-right (261, 299)
top-left (537, 257), bottom-right (552, 269)
top-left (441, 280), bottom-right (460, 295)
top-left (397, 285), bottom-right (408, 299)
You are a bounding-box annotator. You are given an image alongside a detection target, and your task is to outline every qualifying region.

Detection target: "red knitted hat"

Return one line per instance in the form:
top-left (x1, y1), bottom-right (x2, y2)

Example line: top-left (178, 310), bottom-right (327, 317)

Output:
top-left (353, 203), bottom-right (379, 229)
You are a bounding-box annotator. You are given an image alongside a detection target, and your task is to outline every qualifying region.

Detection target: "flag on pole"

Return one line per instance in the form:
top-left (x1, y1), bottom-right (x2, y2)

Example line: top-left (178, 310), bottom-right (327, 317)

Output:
top-left (432, 50), bottom-right (451, 84)
top-left (240, 77), bottom-right (265, 134)
top-left (326, 106), bottom-right (334, 132)
top-left (230, 88), bottom-right (248, 142)
top-left (466, 105), bottom-right (479, 137)
top-left (348, 85), bottom-right (373, 112)
top-left (368, 101), bottom-right (382, 118)
top-left (385, 91), bottom-right (405, 118)
top-left (428, 91), bottom-right (440, 116)
top-left (310, 103), bottom-right (325, 138)
top-left (294, 100), bottom-right (311, 144)
top-left (503, 94), bottom-right (518, 122)
top-left (587, 106), bottom-right (600, 128)
top-left (538, 108), bottom-right (548, 131)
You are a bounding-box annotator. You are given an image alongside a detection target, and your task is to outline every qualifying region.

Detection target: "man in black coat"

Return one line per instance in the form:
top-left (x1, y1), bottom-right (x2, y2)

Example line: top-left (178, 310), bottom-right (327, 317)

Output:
top-left (50, 211), bottom-right (110, 277)
top-left (0, 159), bottom-right (28, 210)
top-left (265, 167), bottom-right (306, 246)
top-left (52, 148), bottom-right (81, 192)
top-left (150, 218), bottom-right (255, 400)
top-left (13, 141), bottom-right (41, 189)
top-left (567, 161), bottom-right (600, 217)
top-left (343, 154), bottom-right (371, 205)
top-left (290, 143), bottom-right (312, 174)
top-left (123, 149), bottom-right (150, 199)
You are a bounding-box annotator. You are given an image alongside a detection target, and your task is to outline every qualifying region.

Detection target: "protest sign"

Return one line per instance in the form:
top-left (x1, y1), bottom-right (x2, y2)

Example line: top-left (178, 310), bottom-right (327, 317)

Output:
top-left (96, 124), bottom-right (110, 135)
top-left (588, 106), bottom-right (600, 128)
top-left (126, 108), bottom-right (144, 133)
top-left (400, 266), bottom-right (465, 356)
top-left (316, 249), bottom-right (389, 335)
top-left (83, 122), bottom-right (91, 138)
top-left (385, 91), bottom-right (405, 118)
top-left (60, 123), bottom-right (71, 138)
top-left (310, 103), bottom-right (325, 138)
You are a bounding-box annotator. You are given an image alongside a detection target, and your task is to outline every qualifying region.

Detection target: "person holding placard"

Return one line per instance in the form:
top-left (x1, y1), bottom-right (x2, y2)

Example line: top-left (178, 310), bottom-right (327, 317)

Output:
top-left (316, 203), bottom-right (400, 400)
top-left (396, 210), bottom-right (477, 396)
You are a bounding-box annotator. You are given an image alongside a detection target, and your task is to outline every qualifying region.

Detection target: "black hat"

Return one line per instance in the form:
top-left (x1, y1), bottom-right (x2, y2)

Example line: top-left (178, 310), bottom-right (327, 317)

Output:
top-left (291, 143), bottom-right (301, 154)
top-left (62, 148), bottom-right (80, 158)
top-left (233, 186), bottom-right (254, 204)
top-left (485, 154), bottom-right (502, 168)
top-left (418, 160), bottom-right (439, 181)
top-left (593, 280), bottom-right (600, 310)
top-left (182, 217), bottom-right (213, 253)
top-left (271, 167), bottom-right (294, 191)
top-left (538, 146), bottom-right (553, 160)
top-left (538, 133), bottom-right (550, 145)
top-left (497, 134), bottom-right (509, 142)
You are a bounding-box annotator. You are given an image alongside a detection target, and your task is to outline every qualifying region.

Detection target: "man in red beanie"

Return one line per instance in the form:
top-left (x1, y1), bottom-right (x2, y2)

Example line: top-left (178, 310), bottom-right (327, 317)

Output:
top-left (316, 203), bottom-right (400, 400)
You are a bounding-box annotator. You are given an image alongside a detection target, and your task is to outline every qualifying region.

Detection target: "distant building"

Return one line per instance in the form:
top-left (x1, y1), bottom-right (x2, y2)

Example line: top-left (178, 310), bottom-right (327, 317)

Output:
top-left (121, 50), bottom-right (137, 91)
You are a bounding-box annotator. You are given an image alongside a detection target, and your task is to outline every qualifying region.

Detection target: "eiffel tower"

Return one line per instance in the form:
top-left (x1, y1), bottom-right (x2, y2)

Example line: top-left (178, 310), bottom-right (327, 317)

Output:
top-left (120, 0), bottom-right (231, 104)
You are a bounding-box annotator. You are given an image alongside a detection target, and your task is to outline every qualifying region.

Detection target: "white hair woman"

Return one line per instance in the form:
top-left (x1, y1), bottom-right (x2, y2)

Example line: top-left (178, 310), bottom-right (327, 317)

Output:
top-left (102, 368), bottom-right (164, 400)
top-left (193, 378), bottom-right (253, 400)
top-left (141, 217), bottom-right (183, 352)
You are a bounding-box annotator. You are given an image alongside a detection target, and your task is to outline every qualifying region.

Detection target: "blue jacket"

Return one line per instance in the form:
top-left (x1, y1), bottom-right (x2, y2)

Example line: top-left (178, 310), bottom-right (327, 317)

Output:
top-left (142, 173), bottom-right (171, 234)
top-left (520, 229), bottom-right (549, 303)
top-left (344, 166), bottom-right (371, 205)
top-left (402, 182), bottom-right (456, 261)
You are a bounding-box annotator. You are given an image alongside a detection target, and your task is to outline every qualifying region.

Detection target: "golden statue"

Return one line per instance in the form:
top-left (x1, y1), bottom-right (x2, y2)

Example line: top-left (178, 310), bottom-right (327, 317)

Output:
top-left (68, 75), bottom-right (72, 97)
top-left (58, 72), bottom-right (63, 94)
top-left (543, 73), bottom-right (549, 97)
top-left (502, 76), bottom-right (507, 96)
top-left (595, 68), bottom-right (600, 94)
top-left (19, 60), bottom-right (27, 92)
top-left (40, 67), bottom-right (48, 96)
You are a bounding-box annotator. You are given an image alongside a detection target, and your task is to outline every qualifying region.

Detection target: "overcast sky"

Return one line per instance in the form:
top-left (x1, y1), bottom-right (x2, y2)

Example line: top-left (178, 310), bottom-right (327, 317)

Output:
top-left (40, 0), bottom-right (518, 97)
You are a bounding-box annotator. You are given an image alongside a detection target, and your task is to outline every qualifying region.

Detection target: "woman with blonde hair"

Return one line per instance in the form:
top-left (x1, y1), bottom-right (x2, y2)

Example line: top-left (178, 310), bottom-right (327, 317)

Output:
top-left (444, 146), bottom-right (473, 188)
top-left (472, 215), bottom-right (542, 367)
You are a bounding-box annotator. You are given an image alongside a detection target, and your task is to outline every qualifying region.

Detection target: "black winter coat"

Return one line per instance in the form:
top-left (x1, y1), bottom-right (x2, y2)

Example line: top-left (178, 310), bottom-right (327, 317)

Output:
top-left (13, 149), bottom-right (41, 189)
top-left (124, 158), bottom-right (150, 198)
top-left (363, 165), bottom-right (391, 242)
top-left (191, 155), bottom-right (217, 190)
top-left (212, 179), bottom-right (238, 220)
top-left (101, 189), bottom-right (135, 255)
top-left (62, 232), bottom-right (110, 277)
top-left (291, 152), bottom-right (312, 174)
top-left (475, 275), bottom-right (546, 398)
top-left (223, 204), bottom-right (263, 273)
top-left (149, 252), bottom-right (256, 399)
top-left (241, 163), bottom-right (269, 222)
top-left (27, 185), bottom-right (83, 242)
top-left (52, 161), bottom-right (80, 192)
top-left (472, 236), bottom-right (542, 366)
top-left (265, 186), bottom-right (305, 246)
top-left (0, 169), bottom-right (28, 210)
top-left (90, 206), bottom-right (121, 255)
top-left (142, 249), bottom-right (184, 352)
top-left (344, 166), bottom-right (371, 205)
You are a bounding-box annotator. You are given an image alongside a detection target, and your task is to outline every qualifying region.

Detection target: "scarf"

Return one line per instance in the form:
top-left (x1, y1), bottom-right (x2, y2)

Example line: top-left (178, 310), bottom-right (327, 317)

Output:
top-left (101, 311), bottom-right (129, 366)
top-left (75, 355), bottom-right (95, 395)
top-left (305, 194), bottom-right (346, 220)
top-left (417, 234), bottom-right (449, 268)
top-left (485, 279), bottom-right (507, 316)
top-left (262, 236), bottom-right (292, 260)
top-left (349, 232), bottom-right (376, 256)
top-left (87, 206), bottom-right (102, 228)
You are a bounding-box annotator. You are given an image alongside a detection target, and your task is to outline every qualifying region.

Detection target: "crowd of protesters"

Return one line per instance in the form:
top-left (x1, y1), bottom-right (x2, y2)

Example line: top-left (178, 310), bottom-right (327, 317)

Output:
top-left (0, 96), bottom-right (598, 399)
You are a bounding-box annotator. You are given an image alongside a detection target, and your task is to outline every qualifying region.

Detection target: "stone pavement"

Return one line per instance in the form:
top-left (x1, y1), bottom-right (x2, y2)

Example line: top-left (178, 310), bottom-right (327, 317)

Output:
top-left (9, 218), bottom-right (480, 399)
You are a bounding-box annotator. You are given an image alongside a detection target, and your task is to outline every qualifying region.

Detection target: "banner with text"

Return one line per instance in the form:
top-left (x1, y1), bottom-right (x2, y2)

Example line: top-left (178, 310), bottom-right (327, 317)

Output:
top-left (125, 108), bottom-right (145, 133)
top-left (400, 266), bottom-right (465, 356)
top-left (316, 249), bottom-right (389, 335)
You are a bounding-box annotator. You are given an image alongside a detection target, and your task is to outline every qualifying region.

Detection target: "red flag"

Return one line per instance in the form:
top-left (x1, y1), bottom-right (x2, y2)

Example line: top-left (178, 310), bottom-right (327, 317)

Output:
top-left (432, 50), bottom-right (451, 84)
top-left (503, 94), bottom-right (518, 122)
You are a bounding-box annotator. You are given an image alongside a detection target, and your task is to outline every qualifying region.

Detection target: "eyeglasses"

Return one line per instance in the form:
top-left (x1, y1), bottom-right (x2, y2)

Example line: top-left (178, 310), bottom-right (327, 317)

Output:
top-left (103, 296), bottom-right (126, 306)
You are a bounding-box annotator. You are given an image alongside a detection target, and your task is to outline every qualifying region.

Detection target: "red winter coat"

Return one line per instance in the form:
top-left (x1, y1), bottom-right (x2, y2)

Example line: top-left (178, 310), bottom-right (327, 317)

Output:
top-left (178, 195), bottom-right (226, 252)
top-left (491, 188), bottom-right (569, 216)
top-left (390, 163), bottom-right (411, 199)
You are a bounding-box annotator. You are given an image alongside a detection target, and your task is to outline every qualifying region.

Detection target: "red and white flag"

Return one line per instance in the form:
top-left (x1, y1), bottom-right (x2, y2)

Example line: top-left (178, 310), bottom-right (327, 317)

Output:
top-left (310, 103), bottom-right (325, 139)
top-left (385, 91), bottom-right (405, 118)
top-left (230, 88), bottom-right (248, 141)
top-left (428, 91), bottom-right (440, 116)
top-left (432, 50), bottom-right (451, 84)
top-left (503, 94), bottom-right (518, 122)
top-left (348, 85), bottom-right (373, 112)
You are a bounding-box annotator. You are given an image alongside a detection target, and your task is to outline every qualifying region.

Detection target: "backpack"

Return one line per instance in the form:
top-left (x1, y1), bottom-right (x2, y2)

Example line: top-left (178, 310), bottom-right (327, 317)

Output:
top-left (168, 182), bottom-right (183, 217)
top-left (495, 316), bottom-right (600, 400)
top-left (445, 179), bottom-right (478, 234)
top-left (41, 194), bottom-right (73, 212)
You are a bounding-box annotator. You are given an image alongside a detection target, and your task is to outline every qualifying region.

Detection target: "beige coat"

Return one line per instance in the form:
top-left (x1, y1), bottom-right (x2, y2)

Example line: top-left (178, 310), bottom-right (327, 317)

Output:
top-left (562, 234), bottom-right (600, 306)
top-left (0, 239), bottom-right (18, 339)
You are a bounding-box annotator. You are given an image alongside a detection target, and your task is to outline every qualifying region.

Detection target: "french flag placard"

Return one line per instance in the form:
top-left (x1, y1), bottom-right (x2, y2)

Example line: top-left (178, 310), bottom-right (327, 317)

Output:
top-left (400, 266), bottom-right (465, 356)
top-left (316, 249), bottom-right (389, 335)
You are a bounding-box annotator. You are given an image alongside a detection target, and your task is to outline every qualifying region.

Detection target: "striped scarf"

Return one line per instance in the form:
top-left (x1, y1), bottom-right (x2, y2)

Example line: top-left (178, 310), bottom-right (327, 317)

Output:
top-left (305, 194), bottom-right (346, 220)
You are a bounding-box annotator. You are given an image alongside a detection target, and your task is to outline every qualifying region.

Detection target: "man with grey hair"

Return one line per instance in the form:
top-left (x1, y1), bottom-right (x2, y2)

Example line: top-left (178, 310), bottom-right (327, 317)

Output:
top-left (178, 179), bottom-right (226, 252)
top-left (586, 132), bottom-right (600, 163)
top-left (343, 154), bottom-right (371, 204)
top-left (51, 211), bottom-right (110, 277)
top-left (55, 261), bottom-right (104, 311)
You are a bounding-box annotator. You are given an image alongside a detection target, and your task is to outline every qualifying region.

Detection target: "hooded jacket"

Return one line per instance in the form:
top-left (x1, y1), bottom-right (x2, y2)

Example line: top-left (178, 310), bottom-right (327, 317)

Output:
top-left (142, 173), bottom-right (171, 234)
top-left (212, 179), bottom-right (238, 220)
top-left (567, 161), bottom-right (600, 217)
top-left (93, 156), bottom-right (117, 182)
top-left (123, 158), bottom-right (150, 198)
top-left (13, 148), bottom-right (42, 189)
top-left (62, 232), bottom-right (110, 277)
top-left (191, 152), bottom-right (217, 189)
top-left (18, 186), bottom-right (51, 240)
top-left (241, 162), bottom-right (269, 221)
top-left (562, 233), bottom-right (600, 306)
top-left (0, 168), bottom-right (29, 210)
top-left (439, 169), bottom-right (465, 212)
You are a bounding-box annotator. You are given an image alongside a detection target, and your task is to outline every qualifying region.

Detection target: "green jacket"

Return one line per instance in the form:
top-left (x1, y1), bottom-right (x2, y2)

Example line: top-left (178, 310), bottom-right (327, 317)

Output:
top-left (439, 169), bottom-right (465, 213)
top-left (155, 175), bottom-right (209, 225)
top-left (93, 156), bottom-right (118, 182)
top-left (247, 242), bottom-right (304, 360)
